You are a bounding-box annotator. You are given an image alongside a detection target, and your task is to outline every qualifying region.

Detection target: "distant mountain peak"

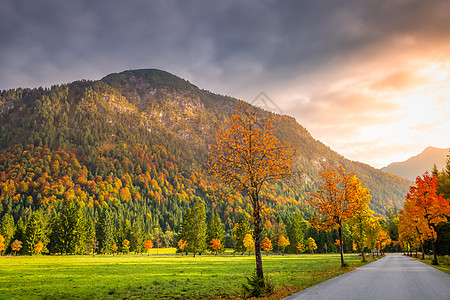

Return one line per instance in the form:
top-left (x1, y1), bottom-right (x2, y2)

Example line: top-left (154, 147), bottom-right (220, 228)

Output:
top-left (382, 146), bottom-right (449, 180)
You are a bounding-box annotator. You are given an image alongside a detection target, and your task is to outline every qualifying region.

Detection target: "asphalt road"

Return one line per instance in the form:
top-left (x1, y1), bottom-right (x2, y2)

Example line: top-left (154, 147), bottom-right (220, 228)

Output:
top-left (284, 253), bottom-right (450, 300)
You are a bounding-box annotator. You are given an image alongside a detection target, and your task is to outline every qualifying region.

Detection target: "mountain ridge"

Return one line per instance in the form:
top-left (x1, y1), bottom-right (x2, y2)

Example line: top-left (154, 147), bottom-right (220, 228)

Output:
top-left (0, 69), bottom-right (411, 217)
top-left (382, 146), bottom-right (449, 181)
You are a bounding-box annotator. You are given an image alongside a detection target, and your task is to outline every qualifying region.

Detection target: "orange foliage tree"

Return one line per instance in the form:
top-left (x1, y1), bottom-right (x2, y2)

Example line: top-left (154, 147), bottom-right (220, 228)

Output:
top-left (178, 238), bottom-right (188, 256)
top-left (34, 241), bottom-right (44, 254)
top-left (144, 239), bottom-right (154, 256)
top-left (261, 237), bottom-right (273, 255)
top-left (11, 239), bottom-right (22, 255)
top-left (209, 239), bottom-right (222, 256)
top-left (208, 102), bottom-right (296, 281)
top-left (308, 164), bottom-right (369, 267)
top-left (403, 172), bottom-right (450, 265)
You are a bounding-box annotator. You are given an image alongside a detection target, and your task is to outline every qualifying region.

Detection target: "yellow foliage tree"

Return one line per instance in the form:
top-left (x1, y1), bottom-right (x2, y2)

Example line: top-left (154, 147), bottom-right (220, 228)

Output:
top-left (305, 237), bottom-right (317, 254)
top-left (0, 235), bottom-right (5, 255)
top-left (243, 233), bottom-right (255, 255)
top-left (278, 236), bottom-right (290, 254)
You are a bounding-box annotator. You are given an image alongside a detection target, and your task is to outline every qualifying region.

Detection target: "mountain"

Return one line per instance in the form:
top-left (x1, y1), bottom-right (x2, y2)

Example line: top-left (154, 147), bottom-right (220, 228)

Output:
top-left (0, 69), bottom-right (410, 230)
top-left (382, 147), bottom-right (449, 181)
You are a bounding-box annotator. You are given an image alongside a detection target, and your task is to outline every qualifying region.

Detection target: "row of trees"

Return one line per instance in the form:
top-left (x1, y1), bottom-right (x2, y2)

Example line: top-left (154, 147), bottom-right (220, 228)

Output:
top-left (398, 171), bottom-right (450, 265)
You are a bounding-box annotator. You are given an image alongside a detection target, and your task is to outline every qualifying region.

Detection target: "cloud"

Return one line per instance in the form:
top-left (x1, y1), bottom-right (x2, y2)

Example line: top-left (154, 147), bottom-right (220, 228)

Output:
top-left (1, 0), bottom-right (450, 167)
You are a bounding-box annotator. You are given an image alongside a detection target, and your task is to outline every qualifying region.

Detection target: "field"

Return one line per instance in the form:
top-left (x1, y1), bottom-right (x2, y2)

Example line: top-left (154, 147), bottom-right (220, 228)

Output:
top-left (0, 253), bottom-right (372, 299)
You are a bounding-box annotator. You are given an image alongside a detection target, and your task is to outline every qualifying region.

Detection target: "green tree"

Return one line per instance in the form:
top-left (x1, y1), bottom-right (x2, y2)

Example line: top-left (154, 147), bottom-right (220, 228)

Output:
top-left (130, 219), bottom-right (144, 253)
top-left (179, 200), bottom-right (207, 257)
top-left (50, 199), bottom-right (85, 254)
top-left (286, 213), bottom-right (304, 254)
top-left (233, 215), bottom-right (252, 255)
top-left (97, 207), bottom-right (115, 254)
top-left (0, 214), bottom-right (15, 252)
top-left (23, 211), bottom-right (47, 255)
top-left (207, 212), bottom-right (224, 253)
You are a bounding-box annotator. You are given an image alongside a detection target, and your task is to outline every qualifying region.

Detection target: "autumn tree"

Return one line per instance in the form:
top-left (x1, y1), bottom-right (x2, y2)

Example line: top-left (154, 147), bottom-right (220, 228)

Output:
top-left (34, 241), bottom-right (44, 254)
top-left (144, 239), bottom-right (154, 256)
top-left (348, 186), bottom-right (374, 262)
top-left (308, 164), bottom-right (369, 267)
top-left (296, 243), bottom-right (304, 253)
top-left (11, 239), bottom-right (22, 255)
top-left (403, 172), bottom-right (450, 265)
top-left (208, 103), bottom-right (296, 281)
top-left (210, 238), bottom-right (222, 255)
top-left (243, 233), bottom-right (255, 255)
top-left (121, 239), bottom-right (130, 254)
top-left (261, 237), bottom-right (273, 255)
top-left (278, 236), bottom-right (290, 254)
top-left (375, 229), bottom-right (391, 256)
top-left (366, 217), bottom-right (382, 258)
top-left (0, 235), bottom-right (5, 255)
top-left (305, 237), bottom-right (317, 254)
top-left (178, 238), bottom-right (188, 256)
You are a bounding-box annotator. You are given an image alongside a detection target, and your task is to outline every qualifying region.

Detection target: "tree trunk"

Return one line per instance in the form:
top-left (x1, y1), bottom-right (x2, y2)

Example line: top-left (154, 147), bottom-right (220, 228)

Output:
top-left (419, 240), bottom-right (425, 260)
top-left (338, 225), bottom-right (345, 267)
top-left (361, 250), bottom-right (366, 262)
top-left (252, 196), bottom-right (264, 282)
top-left (431, 239), bottom-right (439, 265)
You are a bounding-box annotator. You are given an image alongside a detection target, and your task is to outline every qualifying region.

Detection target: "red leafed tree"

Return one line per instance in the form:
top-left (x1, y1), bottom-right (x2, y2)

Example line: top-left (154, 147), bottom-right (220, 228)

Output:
top-left (405, 172), bottom-right (450, 265)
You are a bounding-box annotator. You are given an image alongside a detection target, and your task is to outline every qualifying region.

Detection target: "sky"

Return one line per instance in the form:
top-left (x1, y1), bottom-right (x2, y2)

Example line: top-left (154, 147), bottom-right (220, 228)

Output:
top-left (1, 0), bottom-right (449, 168)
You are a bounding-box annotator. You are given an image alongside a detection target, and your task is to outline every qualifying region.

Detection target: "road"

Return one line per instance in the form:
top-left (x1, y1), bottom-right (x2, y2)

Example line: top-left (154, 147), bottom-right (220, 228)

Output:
top-left (284, 253), bottom-right (450, 300)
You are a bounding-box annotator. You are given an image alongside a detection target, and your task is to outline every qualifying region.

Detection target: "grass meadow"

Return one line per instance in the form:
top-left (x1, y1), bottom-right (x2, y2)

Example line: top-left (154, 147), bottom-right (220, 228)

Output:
top-left (0, 252), bottom-right (372, 299)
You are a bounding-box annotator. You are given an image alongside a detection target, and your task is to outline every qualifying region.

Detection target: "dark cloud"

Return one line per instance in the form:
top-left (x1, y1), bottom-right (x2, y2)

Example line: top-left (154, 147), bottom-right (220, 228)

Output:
top-left (1, 0), bottom-right (450, 166)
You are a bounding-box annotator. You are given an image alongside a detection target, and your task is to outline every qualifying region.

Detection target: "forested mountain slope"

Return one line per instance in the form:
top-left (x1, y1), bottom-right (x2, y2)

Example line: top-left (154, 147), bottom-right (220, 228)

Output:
top-left (0, 69), bottom-right (410, 234)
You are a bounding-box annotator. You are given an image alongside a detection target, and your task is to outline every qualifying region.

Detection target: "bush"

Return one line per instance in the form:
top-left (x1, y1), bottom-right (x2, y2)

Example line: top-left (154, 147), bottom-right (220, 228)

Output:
top-left (242, 270), bottom-right (275, 298)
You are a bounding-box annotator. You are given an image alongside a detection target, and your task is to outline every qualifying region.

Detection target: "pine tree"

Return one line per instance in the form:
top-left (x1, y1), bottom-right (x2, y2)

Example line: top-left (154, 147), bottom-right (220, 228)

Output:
top-left (23, 211), bottom-right (47, 255)
top-left (97, 207), bottom-right (114, 254)
top-left (0, 214), bottom-right (15, 252)
top-left (130, 219), bottom-right (144, 253)
top-left (286, 213), bottom-right (304, 254)
top-left (179, 200), bottom-right (207, 257)
top-left (207, 212), bottom-right (224, 252)
top-left (233, 215), bottom-right (252, 255)
top-left (50, 199), bottom-right (85, 254)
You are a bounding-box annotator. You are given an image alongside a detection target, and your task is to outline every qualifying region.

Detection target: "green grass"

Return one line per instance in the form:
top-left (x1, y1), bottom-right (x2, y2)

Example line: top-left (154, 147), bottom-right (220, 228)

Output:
top-left (421, 255), bottom-right (450, 275)
top-left (0, 253), bottom-right (373, 299)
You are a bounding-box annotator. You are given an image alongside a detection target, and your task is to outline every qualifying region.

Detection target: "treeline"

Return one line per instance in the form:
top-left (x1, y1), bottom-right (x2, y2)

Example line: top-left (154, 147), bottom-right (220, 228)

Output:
top-left (397, 160), bottom-right (450, 261)
top-left (0, 143), bottom-right (317, 255)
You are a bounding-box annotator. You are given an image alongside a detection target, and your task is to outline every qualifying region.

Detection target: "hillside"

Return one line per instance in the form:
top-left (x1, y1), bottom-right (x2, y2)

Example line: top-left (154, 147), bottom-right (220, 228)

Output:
top-left (0, 69), bottom-right (410, 232)
top-left (382, 146), bottom-right (449, 181)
